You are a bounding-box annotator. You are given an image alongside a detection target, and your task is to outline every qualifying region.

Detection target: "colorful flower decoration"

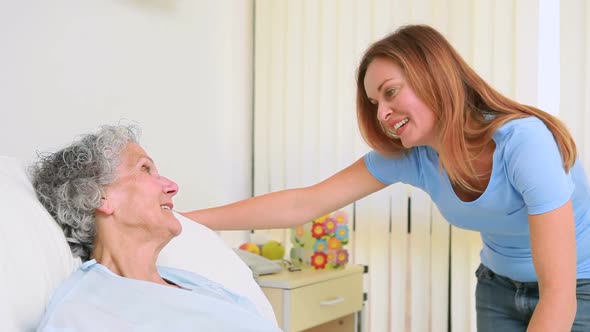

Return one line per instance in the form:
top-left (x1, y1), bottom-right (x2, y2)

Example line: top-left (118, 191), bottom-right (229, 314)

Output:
top-left (335, 225), bottom-right (349, 242)
top-left (333, 211), bottom-right (348, 225)
top-left (290, 210), bottom-right (351, 270)
top-left (311, 223), bottom-right (326, 239)
top-left (323, 218), bottom-right (337, 234)
top-left (335, 249), bottom-right (349, 265)
top-left (328, 237), bottom-right (342, 250)
top-left (326, 249), bottom-right (337, 263)
top-left (311, 252), bottom-right (328, 269)
top-left (314, 214), bottom-right (330, 224)
top-left (313, 239), bottom-right (328, 253)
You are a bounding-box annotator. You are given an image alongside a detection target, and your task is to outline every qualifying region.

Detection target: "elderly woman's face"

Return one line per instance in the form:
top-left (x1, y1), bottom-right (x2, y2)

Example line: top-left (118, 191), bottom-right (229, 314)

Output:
top-left (104, 143), bottom-right (181, 240)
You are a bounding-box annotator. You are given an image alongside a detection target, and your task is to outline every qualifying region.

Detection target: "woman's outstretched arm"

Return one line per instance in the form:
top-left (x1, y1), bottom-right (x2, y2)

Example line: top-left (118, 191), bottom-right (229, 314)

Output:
top-left (181, 157), bottom-right (387, 230)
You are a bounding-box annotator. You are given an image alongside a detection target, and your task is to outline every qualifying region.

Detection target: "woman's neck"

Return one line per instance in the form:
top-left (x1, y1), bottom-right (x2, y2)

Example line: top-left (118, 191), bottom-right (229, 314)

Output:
top-left (91, 233), bottom-right (175, 288)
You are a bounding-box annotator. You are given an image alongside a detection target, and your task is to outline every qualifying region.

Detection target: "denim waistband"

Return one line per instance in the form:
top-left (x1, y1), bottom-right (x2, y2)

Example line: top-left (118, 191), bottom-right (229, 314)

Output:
top-left (476, 264), bottom-right (540, 289)
top-left (477, 263), bottom-right (590, 290)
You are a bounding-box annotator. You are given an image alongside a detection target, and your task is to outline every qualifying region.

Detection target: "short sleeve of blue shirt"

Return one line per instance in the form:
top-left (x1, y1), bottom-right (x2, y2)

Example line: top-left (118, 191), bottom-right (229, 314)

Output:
top-left (503, 118), bottom-right (574, 215)
top-left (364, 148), bottom-right (425, 188)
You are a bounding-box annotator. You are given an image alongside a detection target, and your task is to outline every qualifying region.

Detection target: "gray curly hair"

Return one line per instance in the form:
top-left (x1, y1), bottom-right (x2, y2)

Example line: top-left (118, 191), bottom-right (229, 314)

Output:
top-left (31, 125), bottom-right (140, 261)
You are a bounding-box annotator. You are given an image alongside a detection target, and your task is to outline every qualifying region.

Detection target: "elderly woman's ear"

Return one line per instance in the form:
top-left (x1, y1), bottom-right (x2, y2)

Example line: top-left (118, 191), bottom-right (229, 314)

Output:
top-left (96, 196), bottom-right (115, 216)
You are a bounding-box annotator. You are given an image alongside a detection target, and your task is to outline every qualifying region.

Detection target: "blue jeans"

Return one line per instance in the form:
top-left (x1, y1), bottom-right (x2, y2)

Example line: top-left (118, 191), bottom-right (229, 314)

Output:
top-left (475, 264), bottom-right (590, 331)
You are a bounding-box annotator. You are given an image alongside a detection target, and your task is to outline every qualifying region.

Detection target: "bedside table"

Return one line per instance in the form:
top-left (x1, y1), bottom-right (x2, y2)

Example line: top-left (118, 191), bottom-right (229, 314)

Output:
top-left (257, 265), bottom-right (364, 332)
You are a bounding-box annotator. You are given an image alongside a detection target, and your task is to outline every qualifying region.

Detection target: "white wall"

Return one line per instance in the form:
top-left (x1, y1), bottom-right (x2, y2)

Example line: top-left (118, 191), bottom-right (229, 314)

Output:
top-left (0, 0), bottom-right (253, 245)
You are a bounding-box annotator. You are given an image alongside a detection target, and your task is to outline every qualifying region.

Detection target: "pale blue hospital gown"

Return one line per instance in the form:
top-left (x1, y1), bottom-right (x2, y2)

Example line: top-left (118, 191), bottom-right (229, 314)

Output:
top-left (37, 260), bottom-right (282, 332)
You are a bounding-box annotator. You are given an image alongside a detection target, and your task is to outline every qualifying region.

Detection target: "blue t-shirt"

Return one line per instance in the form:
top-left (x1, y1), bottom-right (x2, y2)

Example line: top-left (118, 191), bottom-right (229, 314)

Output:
top-left (37, 260), bottom-right (282, 332)
top-left (365, 117), bottom-right (590, 282)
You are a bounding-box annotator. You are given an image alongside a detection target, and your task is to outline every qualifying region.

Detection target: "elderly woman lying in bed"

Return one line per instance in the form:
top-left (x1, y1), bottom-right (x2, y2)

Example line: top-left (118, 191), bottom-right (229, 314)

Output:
top-left (32, 125), bottom-right (281, 332)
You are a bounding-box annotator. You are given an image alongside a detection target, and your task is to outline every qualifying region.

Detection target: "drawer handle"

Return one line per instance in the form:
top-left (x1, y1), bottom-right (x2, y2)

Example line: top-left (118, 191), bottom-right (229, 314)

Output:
top-left (319, 296), bottom-right (344, 306)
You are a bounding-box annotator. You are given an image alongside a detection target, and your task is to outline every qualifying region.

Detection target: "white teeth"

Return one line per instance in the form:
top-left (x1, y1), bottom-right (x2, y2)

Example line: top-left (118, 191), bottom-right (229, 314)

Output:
top-left (393, 117), bottom-right (409, 130)
top-left (161, 205), bottom-right (171, 210)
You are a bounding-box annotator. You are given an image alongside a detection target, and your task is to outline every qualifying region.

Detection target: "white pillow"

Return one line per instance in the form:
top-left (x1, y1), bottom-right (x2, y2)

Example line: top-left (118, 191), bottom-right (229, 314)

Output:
top-left (159, 213), bottom-right (277, 324)
top-left (0, 156), bottom-right (81, 332)
top-left (0, 156), bottom-right (276, 331)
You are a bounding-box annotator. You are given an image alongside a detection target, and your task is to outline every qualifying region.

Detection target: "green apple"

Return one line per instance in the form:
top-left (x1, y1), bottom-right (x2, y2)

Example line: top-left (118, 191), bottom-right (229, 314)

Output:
top-left (261, 240), bottom-right (286, 260)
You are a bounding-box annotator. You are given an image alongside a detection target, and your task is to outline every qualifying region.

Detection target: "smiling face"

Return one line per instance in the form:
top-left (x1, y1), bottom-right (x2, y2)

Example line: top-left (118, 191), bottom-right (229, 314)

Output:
top-left (363, 57), bottom-right (438, 149)
top-left (102, 143), bottom-right (181, 242)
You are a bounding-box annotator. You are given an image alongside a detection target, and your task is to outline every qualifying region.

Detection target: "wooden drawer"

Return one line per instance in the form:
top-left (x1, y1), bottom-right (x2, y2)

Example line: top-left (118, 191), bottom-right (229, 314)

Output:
top-left (260, 265), bottom-right (365, 332)
top-left (286, 273), bottom-right (363, 331)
